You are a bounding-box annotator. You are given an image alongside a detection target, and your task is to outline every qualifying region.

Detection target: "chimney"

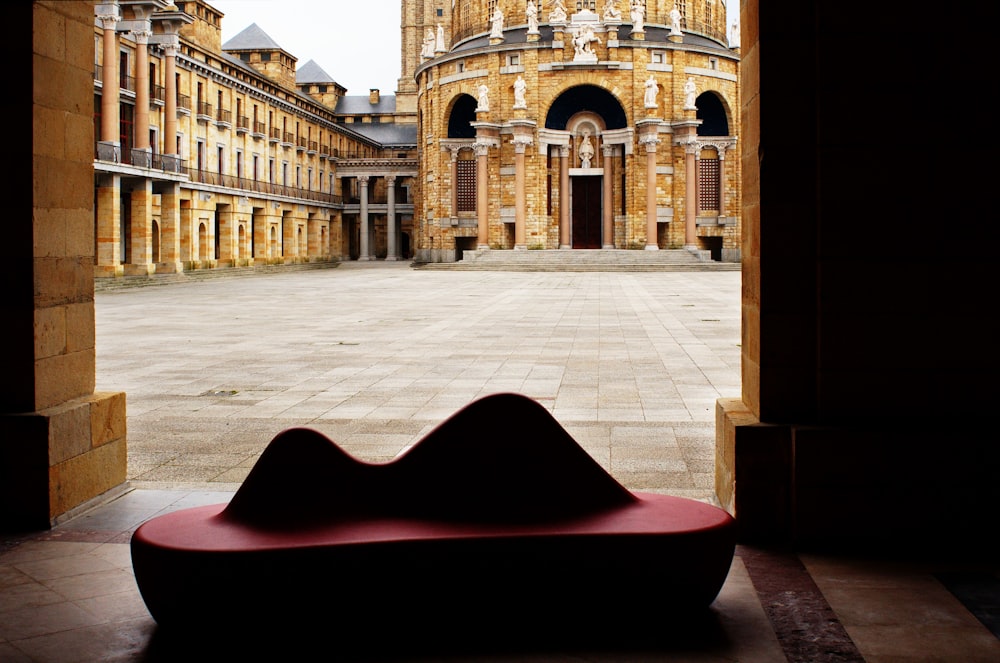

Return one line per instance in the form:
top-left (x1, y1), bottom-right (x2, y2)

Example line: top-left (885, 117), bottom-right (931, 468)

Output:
top-left (369, 89), bottom-right (380, 104)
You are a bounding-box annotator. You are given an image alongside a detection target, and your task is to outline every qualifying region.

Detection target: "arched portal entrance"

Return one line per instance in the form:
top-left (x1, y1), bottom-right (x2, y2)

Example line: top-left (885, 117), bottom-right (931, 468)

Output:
top-left (545, 86), bottom-right (628, 249)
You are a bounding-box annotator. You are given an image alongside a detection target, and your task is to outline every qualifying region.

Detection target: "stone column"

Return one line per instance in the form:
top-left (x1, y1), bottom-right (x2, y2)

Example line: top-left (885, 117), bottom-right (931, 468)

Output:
top-left (98, 9), bottom-right (120, 161)
top-left (162, 44), bottom-right (178, 161)
top-left (217, 204), bottom-right (235, 264)
top-left (358, 175), bottom-right (371, 260)
top-left (450, 150), bottom-right (458, 218)
top-left (125, 179), bottom-right (154, 275)
top-left (475, 142), bottom-right (490, 249)
top-left (718, 149), bottom-right (727, 216)
top-left (386, 175), bottom-right (398, 260)
top-left (95, 174), bottom-right (122, 277)
top-left (511, 120), bottom-right (535, 250)
top-left (158, 182), bottom-right (182, 272)
top-left (602, 144), bottom-right (615, 248)
top-left (132, 29), bottom-right (151, 165)
top-left (637, 120), bottom-right (661, 250)
top-left (471, 122), bottom-right (500, 250)
top-left (559, 145), bottom-right (570, 249)
top-left (685, 143), bottom-right (698, 248)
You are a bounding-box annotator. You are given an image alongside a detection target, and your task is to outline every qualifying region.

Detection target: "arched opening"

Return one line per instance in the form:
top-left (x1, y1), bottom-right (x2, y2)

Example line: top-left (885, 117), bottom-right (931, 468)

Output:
top-left (151, 219), bottom-right (160, 263)
top-left (545, 87), bottom-right (627, 249)
top-left (198, 222), bottom-right (208, 261)
top-left (237, 223), bottom-right (246, 259)
top-left (696, 92), bottom-right (730, 136)
top-left (447, 94), bottom-right (478, 138)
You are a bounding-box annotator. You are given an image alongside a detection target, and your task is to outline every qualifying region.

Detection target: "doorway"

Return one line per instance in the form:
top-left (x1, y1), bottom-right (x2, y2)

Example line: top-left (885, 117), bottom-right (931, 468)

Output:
top-left (572, 175), bottom-right (602, 248)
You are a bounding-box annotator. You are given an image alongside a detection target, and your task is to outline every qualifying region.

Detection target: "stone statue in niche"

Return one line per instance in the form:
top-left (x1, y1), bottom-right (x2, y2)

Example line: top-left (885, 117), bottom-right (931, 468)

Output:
top-left (683, 77), bottom-right (697, 110)
top-left (490, 6), bottom-right (504, 39)
top-left (436, 24), bottom-right (446, 51)
top-left (630, 0), bottom-right (645, 32)
top-left (578, 131), bottom-right (595, 168)
top-left (644, 75), bottom-right (658, 108)
top-left (572, 23), bottom-right (601, 60)
top-left (421, 28), bottom-right (435, 58)
top-left (513, 76), bottom-right (527, 109)
top-left (669, 5), bottom-right (682, 35)
top-left (527, 0), bottom-right (539, 33)
top-left (477, 83), bottom-right (490, 112)
top-left (603, 0), bottom-right (622, 22)
top-left (549, 0), bottom-right (568, 23)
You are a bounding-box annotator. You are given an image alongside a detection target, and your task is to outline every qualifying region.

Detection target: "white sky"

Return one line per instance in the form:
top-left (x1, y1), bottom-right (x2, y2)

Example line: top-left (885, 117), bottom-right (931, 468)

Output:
top-left (208, 1), bottom-right (738, 98)
top-left (209, 0), bottom-right (401, 96)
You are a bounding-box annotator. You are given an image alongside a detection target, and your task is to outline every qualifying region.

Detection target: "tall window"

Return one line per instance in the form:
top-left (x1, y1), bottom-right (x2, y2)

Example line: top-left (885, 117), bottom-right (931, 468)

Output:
top-left (456, 158), bottom-right (476, 212)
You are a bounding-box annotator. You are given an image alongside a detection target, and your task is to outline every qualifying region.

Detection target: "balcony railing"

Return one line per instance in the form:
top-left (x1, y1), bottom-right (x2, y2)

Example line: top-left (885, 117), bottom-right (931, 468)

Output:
top-left (177, 93), bottom-right (191, 112)
top-left (215, 109), bottom-right (232, 127)
top-left (119, 74), bottom-right (135, 92)
top-left (282, 131), bottom-right (295, 145)
top-left (196, 102), bottom-right (212, 119)
top-left (236, 115), bottom-right (249, 133)
top-left (150, 83), bottom-right (165, 104)
top-left (269, 126), bottom-right (281, 142)
top-left (186, 168), bottom-right (342, 204)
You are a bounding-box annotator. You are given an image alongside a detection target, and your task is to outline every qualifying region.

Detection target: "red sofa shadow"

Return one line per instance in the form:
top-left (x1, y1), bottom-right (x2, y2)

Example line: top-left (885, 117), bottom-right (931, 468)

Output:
top-left (131, 393), bottom-right (736, 645)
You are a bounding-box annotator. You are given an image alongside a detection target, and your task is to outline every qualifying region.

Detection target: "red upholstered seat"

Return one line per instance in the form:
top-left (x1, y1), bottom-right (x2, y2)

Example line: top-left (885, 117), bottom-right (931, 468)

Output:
top-left (131, 393), bottom-right (736, 640)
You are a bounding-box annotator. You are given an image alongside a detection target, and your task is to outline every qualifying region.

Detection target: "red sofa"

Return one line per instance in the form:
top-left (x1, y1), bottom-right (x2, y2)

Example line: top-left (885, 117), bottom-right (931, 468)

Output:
top-left (131, 393), bottom-right (736, 645)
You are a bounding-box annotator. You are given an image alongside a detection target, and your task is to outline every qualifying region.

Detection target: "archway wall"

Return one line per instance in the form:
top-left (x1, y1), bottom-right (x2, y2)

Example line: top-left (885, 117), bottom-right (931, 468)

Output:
top-left (1, 0), bottom-right (127, 532)
top-left (415, 14), bottom-right (740, 259)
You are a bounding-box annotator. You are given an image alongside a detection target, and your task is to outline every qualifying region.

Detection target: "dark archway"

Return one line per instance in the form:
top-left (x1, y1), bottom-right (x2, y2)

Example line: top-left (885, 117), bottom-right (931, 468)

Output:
top-left (696, 93), bottom-right (729, 136)
top-left (544, 85), bottom-right (628, 130)
top-left (447, 94), bottom-right (478, 138)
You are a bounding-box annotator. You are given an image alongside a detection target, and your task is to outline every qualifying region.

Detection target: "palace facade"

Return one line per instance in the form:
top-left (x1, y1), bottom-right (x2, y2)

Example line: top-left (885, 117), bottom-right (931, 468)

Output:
top-left (93, 0), bottom-right (418, 280)
top-left (92, 0), bottom-right (739, 280)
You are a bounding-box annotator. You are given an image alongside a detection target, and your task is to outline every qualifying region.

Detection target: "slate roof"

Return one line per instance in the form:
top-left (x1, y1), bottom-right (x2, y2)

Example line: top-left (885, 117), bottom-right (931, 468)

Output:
top-left (222, 23), bottom-right (286, 52)
top-left (342, 122), bottom-right (418, 147)
top-left (297, 60), bottom-right (337, 85)
top-left (335, 95), bottom-right (398, 115)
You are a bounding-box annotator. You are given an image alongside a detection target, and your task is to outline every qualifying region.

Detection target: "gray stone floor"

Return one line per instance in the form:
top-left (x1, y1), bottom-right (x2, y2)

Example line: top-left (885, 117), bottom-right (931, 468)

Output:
top-left (95, 262), bottom-right (742, 500)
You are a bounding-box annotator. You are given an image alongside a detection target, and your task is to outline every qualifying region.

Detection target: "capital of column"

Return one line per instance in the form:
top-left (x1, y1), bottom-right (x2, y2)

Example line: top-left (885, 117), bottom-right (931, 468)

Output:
top-left (638, 134), bottom-right (660, 152)
top-left (559, 145), bottom-right (571, 158)
top-left (97, 12), bottom-right (120, 30)
top-left (602, 144), bottom-right (616, 158)
top-left (385, 174), bottom-right (397, 184)
top-left (473, 142), bottom-right (493, 157)
top-left (358, 174), bottom-right (370, 184)
top-left (130, 29), bottom-right (152, 45)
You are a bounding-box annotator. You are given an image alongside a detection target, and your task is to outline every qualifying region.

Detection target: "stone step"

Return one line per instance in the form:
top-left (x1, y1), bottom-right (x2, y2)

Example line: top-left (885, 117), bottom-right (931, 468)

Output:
top-left (95, 261), bottom-right (340, 292)
top-left (414, 249), bottom-right (741, 272)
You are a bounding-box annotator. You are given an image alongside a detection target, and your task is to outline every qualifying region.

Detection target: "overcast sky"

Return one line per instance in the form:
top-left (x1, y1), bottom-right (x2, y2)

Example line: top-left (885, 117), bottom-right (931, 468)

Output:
top-left (209, 1), bottom-right (738, 98)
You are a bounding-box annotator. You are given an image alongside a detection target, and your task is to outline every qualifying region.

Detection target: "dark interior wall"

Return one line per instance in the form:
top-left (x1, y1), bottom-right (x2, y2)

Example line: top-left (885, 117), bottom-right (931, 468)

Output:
top-left (735, 0), bottom-right (1000, 554)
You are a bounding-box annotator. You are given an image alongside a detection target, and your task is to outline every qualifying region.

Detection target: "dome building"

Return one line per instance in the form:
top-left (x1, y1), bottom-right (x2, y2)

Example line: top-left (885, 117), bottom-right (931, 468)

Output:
top-left (401, 0), bottom-right (740, 262)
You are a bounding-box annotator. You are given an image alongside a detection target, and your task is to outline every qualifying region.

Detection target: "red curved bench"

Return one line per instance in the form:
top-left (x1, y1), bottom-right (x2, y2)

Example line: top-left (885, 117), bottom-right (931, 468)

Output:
top-left (131, 393), bottom-right (736, 641)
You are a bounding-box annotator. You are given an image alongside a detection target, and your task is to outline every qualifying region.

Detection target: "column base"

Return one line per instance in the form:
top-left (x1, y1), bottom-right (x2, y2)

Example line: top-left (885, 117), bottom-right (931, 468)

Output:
top-left (94, 264), bottom-right (124, 279)
top-left (358, 255), bottom-right (373, 262)
top-left (644, 244), bottom-right (659, 251)
top-left (514, 244), bottom-right (528, 251)
top-left (385, 256), bottom-right (399, 261)
top-left (602, 244), bottom-right (615, 250)
top-left (560, 244), bottom-right (572, 250)
top-left (155, 262), bottom-right (183, 274)
top-left (123, 264), bottom-right (155, 277)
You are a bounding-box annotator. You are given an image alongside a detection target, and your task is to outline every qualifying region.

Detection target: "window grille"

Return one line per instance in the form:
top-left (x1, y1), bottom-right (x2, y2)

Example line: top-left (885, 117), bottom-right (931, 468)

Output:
top-left (698, 158), bottom-right (720, 211)
top-left (456, 159), bottom-right (476, 212)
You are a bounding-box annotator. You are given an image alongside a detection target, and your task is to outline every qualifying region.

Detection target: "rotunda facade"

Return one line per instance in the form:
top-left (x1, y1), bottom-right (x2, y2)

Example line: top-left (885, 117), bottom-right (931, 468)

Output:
top-left (406, 0), bottom-right (740, 262)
